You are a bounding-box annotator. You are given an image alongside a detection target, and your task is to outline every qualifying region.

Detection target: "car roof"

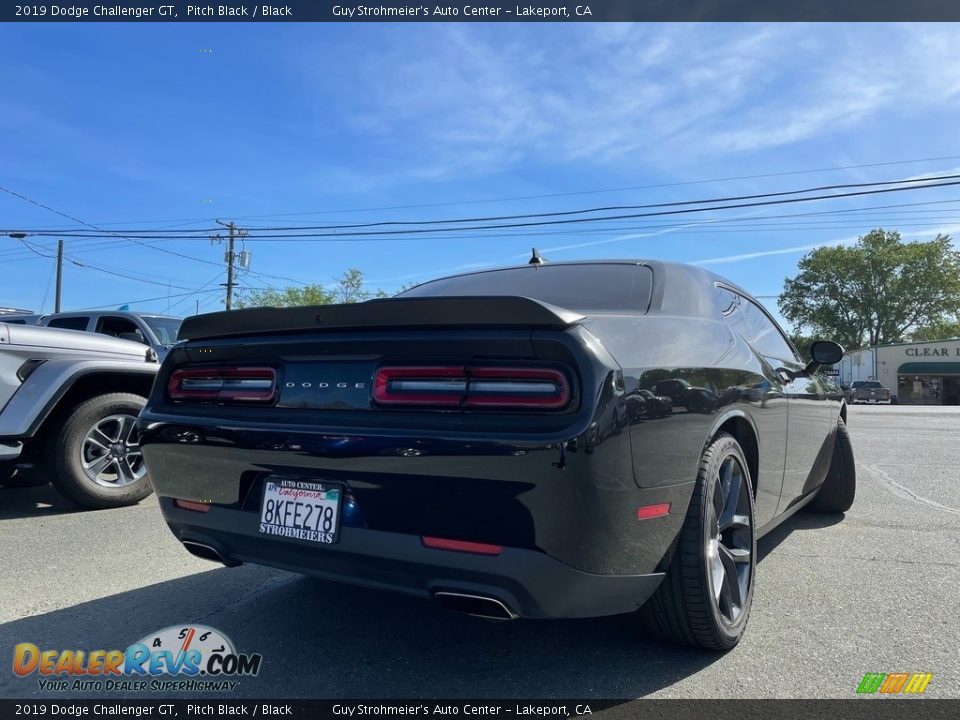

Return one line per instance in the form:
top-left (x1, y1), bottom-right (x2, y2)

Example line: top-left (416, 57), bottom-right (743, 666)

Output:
top-left (401, 259), bottom-right (755, 319)
top-left (43, 310), bottom-right (179, 319)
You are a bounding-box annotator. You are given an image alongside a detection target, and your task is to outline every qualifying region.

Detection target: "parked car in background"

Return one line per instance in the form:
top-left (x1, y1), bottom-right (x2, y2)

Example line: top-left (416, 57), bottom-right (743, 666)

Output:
top-left (850, 380), bottom-right (894, 404)
top-left (39, 311), bottom-right (183, 360)
top-left (0, 308), bottom-right (42, 325)
top-left (637, 388), bottom-right (673, 418)
top-left (140, 259), bottom-right (854, 651)
top-left (0, 323), bottom-right (158, 508)
top-left (653, 377), bottom-right (718, 413)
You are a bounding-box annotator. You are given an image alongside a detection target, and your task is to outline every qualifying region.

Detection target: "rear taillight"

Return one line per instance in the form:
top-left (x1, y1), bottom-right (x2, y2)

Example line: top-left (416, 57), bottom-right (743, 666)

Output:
top-left (373, 365), bottom-right (570, 410)
top-left (168, 366), bottom-right (277, 403)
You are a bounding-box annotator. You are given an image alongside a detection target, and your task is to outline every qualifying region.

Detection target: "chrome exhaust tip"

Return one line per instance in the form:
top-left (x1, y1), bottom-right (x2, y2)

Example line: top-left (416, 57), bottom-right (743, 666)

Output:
top-left (434, 591), bottom-right (518, 620)
top-left (181, 540), bottom-right (240, 567)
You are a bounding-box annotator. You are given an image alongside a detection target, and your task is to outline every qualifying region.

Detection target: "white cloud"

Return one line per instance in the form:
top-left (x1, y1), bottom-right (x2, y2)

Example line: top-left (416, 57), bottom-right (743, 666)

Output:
top-left (692, 224), bottom-right (960, 266)
top-left (319, 24), bottom-right (960, 182)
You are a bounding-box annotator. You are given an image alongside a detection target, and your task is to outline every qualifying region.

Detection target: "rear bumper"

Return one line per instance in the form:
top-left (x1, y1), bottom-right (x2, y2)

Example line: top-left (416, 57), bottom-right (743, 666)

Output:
top-left (161, 498), bottom-right (665, 619)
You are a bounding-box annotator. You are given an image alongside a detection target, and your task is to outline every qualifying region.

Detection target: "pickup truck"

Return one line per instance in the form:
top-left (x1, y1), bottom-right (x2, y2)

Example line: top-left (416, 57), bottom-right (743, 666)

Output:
top-left (0, 322), bottom-right (159, 508)
top-left (850, 380), bottom-right (894, 405)
top-left (39, 310), bottom-right (182, 361)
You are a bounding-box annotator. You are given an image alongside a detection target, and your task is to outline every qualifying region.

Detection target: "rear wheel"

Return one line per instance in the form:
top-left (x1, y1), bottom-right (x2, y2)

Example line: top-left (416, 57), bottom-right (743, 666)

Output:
top-left (47, 393), bottom-right (153, 509)
top-left (641, 433), bottom-right (756, 650)
top-left (807, 418), bottom-right (855, 513)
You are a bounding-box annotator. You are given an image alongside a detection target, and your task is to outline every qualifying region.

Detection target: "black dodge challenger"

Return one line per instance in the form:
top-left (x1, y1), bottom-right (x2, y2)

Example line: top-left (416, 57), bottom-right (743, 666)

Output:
top-left (139, 260), bottom-right (855, 650)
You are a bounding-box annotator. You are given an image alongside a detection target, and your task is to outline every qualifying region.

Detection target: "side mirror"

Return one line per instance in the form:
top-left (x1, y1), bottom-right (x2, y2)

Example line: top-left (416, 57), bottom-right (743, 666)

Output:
top-left (804, 340), bottom-right (844, 375)
top-left (810, 340), bottom-right (844, 365)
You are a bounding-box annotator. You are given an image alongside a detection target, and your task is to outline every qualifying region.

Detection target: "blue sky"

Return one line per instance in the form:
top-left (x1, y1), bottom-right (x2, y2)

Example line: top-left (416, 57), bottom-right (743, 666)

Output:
top-left (2, 23), bottom-right (960, 326)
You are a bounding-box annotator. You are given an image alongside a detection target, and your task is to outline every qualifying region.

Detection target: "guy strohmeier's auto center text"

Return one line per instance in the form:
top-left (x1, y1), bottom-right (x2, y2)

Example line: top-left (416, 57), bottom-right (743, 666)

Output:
top-left (13, 3), bottom-right (592, 19)
top-left (331, 5), bottom-right (592, 18)
top-left (331, 705), bottom-right (593, 716)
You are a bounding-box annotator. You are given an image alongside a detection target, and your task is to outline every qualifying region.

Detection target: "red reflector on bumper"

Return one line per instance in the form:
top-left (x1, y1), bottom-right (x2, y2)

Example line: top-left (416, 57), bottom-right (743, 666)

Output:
top-left (637, 503), bottom-right (671, 520)
top-left (421, 536), bottom-right (502, 556)
top-left (174, 499), bottom-right (211, 513)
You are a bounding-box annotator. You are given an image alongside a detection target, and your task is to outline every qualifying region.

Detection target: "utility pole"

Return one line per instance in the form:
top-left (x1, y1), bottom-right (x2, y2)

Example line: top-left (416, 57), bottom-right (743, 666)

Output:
top-left (224, 221), bottom-right (236, 310)
top-left (7, 231), bottom-right (62, 312)
top-left (213, 220), bottom-right (250, 311)
top-left (55, 239), bottom-right (63, 312)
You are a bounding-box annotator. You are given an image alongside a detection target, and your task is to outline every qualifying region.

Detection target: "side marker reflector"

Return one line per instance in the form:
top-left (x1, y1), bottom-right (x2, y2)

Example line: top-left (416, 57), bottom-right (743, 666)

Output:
top-left (421, 536), bottom-right (503, 556)
top-left (637, 503), bottom-right (671, 520)
top-left (174, 499), bottom-right (211, 513)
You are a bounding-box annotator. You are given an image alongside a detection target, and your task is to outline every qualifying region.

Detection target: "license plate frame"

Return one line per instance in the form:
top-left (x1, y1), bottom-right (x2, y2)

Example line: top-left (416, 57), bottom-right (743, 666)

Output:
top-left (258, 478), bottom-right (342, 544)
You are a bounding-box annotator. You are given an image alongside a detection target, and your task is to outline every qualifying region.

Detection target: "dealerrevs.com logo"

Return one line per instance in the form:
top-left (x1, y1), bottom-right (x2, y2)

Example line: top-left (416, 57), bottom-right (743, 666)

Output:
top-left (12, 625), bottom-right (262, 693)
top-left (856, 672), bottom-right (933, 695)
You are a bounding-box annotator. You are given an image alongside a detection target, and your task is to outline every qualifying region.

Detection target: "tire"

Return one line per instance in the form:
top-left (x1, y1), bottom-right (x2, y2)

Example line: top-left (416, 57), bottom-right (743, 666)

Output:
top-left (641, 433), bottom-right (756, 650)
top-left (46, 393), bottom-right (153, 509)
top-left (807, 418), bottom-right (856, 513)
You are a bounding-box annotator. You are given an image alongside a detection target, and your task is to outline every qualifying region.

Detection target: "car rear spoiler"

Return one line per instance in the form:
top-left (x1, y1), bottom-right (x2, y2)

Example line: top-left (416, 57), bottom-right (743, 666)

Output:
top-left (177, 296), bottom-right (585, 341)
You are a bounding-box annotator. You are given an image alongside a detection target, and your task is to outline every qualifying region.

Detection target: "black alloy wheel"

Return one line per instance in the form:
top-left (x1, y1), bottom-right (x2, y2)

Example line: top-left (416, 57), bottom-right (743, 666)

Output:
top-left (707, 455), bottom-right (754, 626)
top-left (641, 432), bottom-right (757, 650)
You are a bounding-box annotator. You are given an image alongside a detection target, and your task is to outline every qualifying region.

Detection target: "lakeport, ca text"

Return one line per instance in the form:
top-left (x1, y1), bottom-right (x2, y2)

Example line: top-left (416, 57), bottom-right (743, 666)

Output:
top-left (332, 5), bottom-right (593, 18)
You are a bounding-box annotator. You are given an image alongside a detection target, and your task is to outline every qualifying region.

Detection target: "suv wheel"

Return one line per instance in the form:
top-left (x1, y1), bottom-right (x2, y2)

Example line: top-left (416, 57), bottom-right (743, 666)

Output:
top-left (641, 433), bottom-right (756, 650)
top-left (47, 393), bottom-right (153, 509)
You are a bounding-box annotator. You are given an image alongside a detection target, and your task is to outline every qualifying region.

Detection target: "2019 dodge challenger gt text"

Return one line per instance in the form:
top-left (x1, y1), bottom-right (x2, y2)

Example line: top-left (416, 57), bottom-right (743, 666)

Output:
top-left (139, 260), bottom-right (856, 650)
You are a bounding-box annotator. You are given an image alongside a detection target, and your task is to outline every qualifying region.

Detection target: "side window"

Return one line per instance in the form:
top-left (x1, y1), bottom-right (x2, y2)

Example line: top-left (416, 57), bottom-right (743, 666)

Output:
top-left (741, 299), bottom-right (799, 364)
top-left (715, 286), bottom-right (799, 364)
top-left (714, 286), bottom-right (741, 317)
top-left (96, 316), bottom-right (142, 340)
top-left (47, 316), bottom-right (89, 331)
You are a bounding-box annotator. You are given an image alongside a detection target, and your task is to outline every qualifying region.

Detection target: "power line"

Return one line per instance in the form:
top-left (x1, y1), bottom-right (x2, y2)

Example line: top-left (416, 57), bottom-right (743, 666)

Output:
top-left (166, 270), bottom-right (228, 315)
top-left (27, 178), bottom-right (960, 242)
top-left (14, 172), bottom-right (960, 237)
top-left (5, 201), bottom-right (959, 262)
top-left (75, 287), bottom-right (224, 311)
top-left (7, 195), bottom-right (960, 255)
top-left (7, 154), bottom-right (960, 232)
top-left (234, 173), bottom-right (960, 231)
top-left (9, 237), bottom-right (206, 291)
top-left (0, 184), bottom-right (223, 269)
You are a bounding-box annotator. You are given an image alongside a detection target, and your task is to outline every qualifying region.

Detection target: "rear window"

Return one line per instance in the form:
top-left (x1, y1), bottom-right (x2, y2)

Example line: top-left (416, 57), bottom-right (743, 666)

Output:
top-left (853, 381), bottom-right (883, 388)
top-left (46, 316), bottom-right (89, 331)
top-left (399, 264), bottom-right (653, 313)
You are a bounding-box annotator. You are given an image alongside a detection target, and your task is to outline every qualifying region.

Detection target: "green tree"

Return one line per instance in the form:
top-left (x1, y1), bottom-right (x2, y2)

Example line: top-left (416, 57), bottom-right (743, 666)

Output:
top-left (235, 269), bottom-right (388, 309)
top-left (909, 315), bottom-right (960, 342)
top-left (788, 333), bottom-right (816, 359)
top-left (778, 229), bottom-right (960, 349)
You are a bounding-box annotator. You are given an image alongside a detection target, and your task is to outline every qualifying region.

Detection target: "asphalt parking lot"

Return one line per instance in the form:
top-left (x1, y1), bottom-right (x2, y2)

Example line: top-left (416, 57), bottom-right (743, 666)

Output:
top-left (1, 405), bottom-right (958, 700)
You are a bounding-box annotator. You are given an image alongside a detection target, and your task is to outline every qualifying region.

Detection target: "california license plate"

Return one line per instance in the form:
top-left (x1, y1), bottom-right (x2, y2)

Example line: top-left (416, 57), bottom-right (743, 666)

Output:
top-left (259, 479), bottom-right (341, 544)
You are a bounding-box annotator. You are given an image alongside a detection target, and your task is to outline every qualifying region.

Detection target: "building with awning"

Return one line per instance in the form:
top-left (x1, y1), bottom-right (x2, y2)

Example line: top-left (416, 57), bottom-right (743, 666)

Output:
top-left (837, 338), bottom-right (960, 405)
